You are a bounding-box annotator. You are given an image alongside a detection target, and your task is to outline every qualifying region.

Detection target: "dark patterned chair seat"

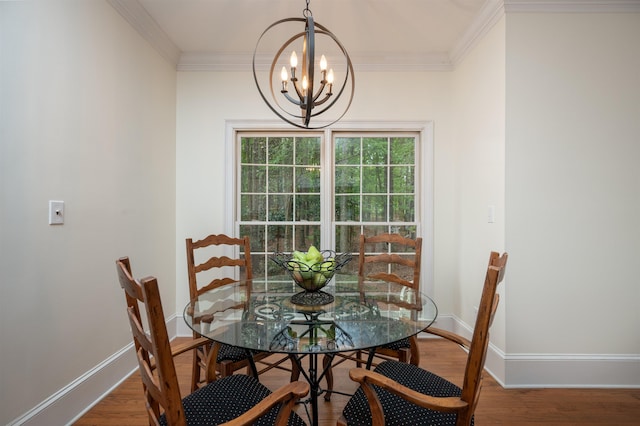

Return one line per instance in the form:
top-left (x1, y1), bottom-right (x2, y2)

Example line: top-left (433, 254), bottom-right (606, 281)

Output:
top-left (215, 342), bottom-right (253, 363)
top-left (378, 337), bottom-right (410, 352)
top-left (341, 360), bottom-right (473, 426)
top-left (160, 374), bottom-right (306, 426)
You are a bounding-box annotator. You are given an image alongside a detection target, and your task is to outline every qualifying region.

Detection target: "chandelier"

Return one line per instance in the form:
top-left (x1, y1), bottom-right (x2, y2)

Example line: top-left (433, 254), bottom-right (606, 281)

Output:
top-left (252, 0), bottom-right (354, 129)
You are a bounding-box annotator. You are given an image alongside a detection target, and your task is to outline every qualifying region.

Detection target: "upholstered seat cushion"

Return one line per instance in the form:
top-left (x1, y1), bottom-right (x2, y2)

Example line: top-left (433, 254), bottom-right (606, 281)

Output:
top-left (216, 342), bottom-right (252, 363)
top-left (159, 374), bottom-right (306, 426)
top-left (342, 360), bottom-right (473, 426)
top-left (379, 337), bottom-right (410, 351)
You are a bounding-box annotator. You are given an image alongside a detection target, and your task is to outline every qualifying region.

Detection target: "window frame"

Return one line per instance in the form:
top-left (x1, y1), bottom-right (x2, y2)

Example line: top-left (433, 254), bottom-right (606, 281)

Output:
top-left (225, 120), bottom-right (434, 295)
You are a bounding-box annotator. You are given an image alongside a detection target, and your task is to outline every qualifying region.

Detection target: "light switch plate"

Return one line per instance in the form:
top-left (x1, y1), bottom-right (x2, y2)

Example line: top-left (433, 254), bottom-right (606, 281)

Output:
top-left (49, 200), bottom-right (64, 225)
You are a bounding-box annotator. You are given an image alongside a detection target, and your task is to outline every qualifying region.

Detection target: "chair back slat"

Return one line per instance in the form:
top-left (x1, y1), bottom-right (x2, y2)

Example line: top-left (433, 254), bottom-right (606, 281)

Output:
top-left (186, 234), bottom-right (253, 298)
top-left (359, 233), bottom-right (422, 291)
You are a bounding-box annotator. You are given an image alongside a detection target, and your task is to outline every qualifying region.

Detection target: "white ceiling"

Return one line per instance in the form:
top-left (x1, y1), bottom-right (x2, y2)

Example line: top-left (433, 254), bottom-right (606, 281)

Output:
top-left (108, 0), bottom-right (640, 71)
top-left (141, 0), bottom-right (485, 55)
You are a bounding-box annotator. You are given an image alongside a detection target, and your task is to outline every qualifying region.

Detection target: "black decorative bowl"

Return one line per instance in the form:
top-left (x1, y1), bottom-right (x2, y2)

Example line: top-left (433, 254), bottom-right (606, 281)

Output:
top-left (271, 251), bottom-right (352, 305)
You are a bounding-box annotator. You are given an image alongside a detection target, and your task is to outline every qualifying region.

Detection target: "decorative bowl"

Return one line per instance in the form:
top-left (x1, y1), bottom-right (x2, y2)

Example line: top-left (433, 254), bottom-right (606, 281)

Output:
top-left (270, 250), bottom-right (352, 293)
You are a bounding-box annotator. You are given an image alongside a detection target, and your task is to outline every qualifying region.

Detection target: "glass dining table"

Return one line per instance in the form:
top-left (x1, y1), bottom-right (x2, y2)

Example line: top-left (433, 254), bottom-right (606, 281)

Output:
top-left (183, 274), bottom-right (438, 426)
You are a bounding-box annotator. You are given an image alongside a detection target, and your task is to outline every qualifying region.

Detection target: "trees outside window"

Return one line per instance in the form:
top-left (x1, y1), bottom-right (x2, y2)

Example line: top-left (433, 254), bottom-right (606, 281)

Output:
top-left (236, 130), bottom-right (422, 281)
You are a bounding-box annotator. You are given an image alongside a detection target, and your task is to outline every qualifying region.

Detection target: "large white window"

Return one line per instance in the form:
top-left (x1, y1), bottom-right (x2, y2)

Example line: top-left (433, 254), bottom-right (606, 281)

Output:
top-left (227, 122), bottom-right (433, 292)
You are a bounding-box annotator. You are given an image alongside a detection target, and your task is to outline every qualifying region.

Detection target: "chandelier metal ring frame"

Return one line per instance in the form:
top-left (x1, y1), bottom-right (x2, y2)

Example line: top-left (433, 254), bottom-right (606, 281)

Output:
top-left (252, 15), bottom-right (355, 129)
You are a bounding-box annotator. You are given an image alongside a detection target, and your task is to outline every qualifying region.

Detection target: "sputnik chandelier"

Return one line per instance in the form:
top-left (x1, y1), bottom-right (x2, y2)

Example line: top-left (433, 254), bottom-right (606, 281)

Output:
top-left (252, 0), bottom-right (355, 129)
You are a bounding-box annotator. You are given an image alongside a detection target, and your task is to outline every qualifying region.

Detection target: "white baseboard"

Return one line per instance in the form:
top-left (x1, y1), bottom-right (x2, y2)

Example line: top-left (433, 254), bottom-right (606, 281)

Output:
top-left (504, 354), bottom-right (640, 388)
top-left (423, 315), bottom-right (640, 388)
top-left (8, 315), bottom-right (179, 426)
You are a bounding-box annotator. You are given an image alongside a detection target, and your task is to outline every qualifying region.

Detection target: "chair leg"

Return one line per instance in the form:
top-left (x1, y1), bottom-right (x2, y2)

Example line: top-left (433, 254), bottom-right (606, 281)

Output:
top-left (356, 350), bottom-right (364, 368)
top-left (289, 355), bottom-right (301, 382)
top-left (191, 349), bottom-right (201, 392)
top-left (409, 335), bottom-right (420, 365)
top-left (220, 360), bottom-right (235, 378)
top-left (397, 347), bottom-right (411, 363)
top-left (323, 354), bottom-right (334, 401)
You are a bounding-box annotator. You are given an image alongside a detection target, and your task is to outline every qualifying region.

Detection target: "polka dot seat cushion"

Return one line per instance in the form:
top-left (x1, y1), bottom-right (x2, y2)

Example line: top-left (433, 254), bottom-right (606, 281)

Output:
top-left (379, 337), bottom-right (410, 351)
top-left (216, 342), bottom-right (252, 363)
top-left (159, 374), bottom-right (307, 426)
top-left (342, 360), bottom-right (473, 426)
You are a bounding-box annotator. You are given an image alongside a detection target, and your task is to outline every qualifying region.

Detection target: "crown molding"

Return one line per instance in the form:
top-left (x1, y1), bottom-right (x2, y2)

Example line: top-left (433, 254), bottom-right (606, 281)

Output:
top-left (504, 0), bottom-right (640, 13)
top-left (178, 52), bottom-right (454, 72)
top-left (109, 0), bottom-right (640, 72)
top-left (450, 0), bottom-right (506, 67)
top-left (107, 0), bottom-right (180, 65)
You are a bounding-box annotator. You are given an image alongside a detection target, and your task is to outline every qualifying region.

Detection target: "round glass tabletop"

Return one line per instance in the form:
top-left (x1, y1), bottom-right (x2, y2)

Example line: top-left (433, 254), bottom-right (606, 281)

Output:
top-left (184, 275), bottom-right (437, 355)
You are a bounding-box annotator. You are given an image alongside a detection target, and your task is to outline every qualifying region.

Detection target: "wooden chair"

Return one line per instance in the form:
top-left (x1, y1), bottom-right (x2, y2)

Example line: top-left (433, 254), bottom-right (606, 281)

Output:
top-left (323, 233), bottom-right (422, 400)
top-left (116, 257), bottom-right (309, 426)
top-left (116, 257), bottom-right (210, 378)
top-left (338, 251), bottom-right (508, 426)
top-left (186, 233), bottom-right (298, 391)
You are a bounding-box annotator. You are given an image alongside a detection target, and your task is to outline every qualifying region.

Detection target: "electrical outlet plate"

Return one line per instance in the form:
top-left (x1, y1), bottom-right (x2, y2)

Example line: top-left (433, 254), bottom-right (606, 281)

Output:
top-left (49, 200), bottom-right (64, 225)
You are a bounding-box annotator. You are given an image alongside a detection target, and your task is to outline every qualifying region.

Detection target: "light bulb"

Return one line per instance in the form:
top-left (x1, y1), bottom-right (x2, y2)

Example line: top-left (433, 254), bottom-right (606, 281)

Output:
top-left (281, 66), bottom-right (288, 81)
top-left (327, 69), bottom-right (334, 84)
top-left (290, 51), bottom-right (298, 68)
top-left (320, 55), bottom-right (327, 71)
top-left (302, 75), bottom-right (309, 90)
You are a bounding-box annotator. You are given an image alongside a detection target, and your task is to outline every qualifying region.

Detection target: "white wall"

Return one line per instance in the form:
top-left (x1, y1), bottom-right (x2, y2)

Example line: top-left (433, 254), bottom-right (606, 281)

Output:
top-left (451, 15), bottom-right (507, 377)
top-left (175, 70), bottom-right (459, 314)
top-left (505, 12), bottom-right (640, 386)
top-left (0, 1), bottom-right (177, 424)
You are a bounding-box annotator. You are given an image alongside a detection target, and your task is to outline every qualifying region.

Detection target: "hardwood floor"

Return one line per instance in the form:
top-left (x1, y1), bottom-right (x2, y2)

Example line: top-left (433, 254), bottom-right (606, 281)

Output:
top-left (75, 338), bottom-right (640, 425)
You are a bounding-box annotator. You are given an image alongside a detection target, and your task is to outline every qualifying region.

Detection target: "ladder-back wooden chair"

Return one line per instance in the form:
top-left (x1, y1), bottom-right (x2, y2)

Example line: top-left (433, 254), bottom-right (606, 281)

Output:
top-left (323, 233), bottom-right (423, 400)
top-left (338, 251), bottom-right (508, 426)
top-left (116, 257), bottom-right (309, 426)
top-left (116, 257), bottom-right (210, 381)
top-left (186, 234), bottom-right (298, 391)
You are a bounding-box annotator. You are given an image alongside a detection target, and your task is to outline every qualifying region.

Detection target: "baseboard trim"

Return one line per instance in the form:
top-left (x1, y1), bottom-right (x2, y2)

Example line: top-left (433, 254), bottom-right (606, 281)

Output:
top-left (503, 354), bottom-right (640, 389)
top-left (424, 315), bottom-right (640, 388)
top-left (9, 315), bottom-right (179, 426)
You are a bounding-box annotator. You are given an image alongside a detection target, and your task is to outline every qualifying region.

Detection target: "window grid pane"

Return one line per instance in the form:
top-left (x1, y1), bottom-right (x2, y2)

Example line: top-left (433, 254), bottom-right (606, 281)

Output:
top-left (239, 132), bottom-right (419, 278)
top-left (239, 135), bottom-right (322, 278)
top-left (333, 135), bottom-right (417, 254)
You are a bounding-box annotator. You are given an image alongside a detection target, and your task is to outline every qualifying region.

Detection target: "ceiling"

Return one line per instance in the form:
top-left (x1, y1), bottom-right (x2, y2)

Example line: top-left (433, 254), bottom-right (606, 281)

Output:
top-left (110, 0), bottom-right (499, 71)
top-left (108, 0), bottom-right (640, 71)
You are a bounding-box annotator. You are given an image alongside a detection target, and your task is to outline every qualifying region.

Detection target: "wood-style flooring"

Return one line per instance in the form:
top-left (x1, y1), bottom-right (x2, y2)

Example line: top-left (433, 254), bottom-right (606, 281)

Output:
top-left (74, 338), bottom-right (640, 425)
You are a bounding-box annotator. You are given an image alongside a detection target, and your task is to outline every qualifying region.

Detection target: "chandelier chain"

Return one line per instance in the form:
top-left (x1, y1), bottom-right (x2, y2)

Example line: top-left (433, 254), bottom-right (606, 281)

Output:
top-left (303, 0), bottom-right (312, 17)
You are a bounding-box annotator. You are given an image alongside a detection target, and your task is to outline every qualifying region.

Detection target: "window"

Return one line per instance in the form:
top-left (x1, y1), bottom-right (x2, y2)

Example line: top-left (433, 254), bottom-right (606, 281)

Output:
top-left (334, 134), bottom-right (418, 273)
top-left (229, 122), bottom-right (432, 291)
top-left (238, 133), bottom-right (322, 277)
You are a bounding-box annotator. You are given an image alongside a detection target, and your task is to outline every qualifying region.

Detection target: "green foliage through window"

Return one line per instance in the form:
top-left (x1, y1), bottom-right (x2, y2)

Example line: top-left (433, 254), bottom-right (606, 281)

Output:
top-left (238, 132), bottom-right (419, 278)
